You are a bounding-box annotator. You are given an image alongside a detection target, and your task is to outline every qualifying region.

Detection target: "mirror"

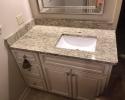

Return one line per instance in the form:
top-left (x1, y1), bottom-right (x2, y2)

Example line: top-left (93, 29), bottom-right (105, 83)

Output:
top-left (38, 0), bottom-right (105, 14)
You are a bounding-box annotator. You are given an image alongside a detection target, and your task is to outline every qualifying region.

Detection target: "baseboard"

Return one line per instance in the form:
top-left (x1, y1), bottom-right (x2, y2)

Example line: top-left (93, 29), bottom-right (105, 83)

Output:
top-left (19, 87), bottom-right (31, 100)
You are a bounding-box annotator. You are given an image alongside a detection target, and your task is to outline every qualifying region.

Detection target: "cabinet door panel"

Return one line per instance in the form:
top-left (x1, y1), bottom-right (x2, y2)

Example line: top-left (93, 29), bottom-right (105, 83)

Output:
top-left (45, 63), bottom-right (71, 97)
top-left (12, 50), bottom-right (39, 64)
top-left (72, 70), bottom-right (102, 100)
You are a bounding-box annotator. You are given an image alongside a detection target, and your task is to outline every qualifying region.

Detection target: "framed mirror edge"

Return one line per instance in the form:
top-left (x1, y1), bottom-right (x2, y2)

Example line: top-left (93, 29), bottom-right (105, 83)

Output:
top-left (37, 0), bottom-right (105, 15)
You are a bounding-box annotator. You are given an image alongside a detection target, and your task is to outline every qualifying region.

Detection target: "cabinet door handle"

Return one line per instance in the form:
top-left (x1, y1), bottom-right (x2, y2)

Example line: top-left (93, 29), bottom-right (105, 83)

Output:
top-left (72, 74), bottom-right (78, 98)
top-left (72, 74), bottom-right (76, 77)
top-left (66, 72), bottom-right (70, 76)
top-left (66, 72), bottom-right (72, 97)
top-left (22, 58), bottom-right (32, 71)
top-left (66, 69), bottom-right (72, 76)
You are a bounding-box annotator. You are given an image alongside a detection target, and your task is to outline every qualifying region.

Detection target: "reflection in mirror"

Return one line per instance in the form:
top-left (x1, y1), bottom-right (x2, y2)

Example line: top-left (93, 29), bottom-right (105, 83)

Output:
top-left (38, 0), bottom-right (105, 14)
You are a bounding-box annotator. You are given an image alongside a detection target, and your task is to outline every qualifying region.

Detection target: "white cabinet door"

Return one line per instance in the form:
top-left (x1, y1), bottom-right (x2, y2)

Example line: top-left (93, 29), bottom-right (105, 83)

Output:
top-left (39, 54), bottom-right (108, 99)
top-left (72, 69), bottom-right (103, 100)
top-left (44, 62), bottom-right (72, 97)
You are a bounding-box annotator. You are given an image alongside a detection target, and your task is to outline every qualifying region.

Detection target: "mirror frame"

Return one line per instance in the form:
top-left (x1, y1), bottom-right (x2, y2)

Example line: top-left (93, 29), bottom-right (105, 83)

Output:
top-left (38, 0), bottom-right (105, 15)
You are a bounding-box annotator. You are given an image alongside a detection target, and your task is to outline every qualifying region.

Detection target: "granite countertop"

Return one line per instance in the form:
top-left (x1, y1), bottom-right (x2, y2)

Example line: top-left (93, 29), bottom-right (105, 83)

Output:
top-left (10, 25), bottom-right (118, 64)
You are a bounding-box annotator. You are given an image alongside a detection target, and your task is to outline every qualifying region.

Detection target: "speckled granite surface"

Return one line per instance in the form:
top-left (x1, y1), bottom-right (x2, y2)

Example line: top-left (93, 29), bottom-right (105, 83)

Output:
top-left (35, 18), bottom-right (115, 30)
top-left (10, 25), bottom-right (118, 64)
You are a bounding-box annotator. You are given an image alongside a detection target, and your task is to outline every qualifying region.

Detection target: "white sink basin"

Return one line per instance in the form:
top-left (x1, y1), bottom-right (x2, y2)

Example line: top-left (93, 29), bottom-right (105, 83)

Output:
top-left (56, 35), bottom-right (97, 52)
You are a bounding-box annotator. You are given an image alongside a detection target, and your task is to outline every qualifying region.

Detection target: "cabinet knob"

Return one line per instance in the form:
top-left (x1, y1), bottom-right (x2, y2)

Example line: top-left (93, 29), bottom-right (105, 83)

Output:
top-left (27, 68), bottom-right (31, 71)
top-left (23, 55), bottom-right (27, 59)
top-left (72, 74), bottom-right (76, 77)
top-left (33, 82), bottom-right (37, 85)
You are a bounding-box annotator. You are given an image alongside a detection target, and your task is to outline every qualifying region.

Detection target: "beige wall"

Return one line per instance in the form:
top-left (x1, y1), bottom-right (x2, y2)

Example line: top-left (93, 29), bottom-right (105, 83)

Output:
top-left (0, 0), bottom-right (32, 100)
top-left (29, 0), bottom-right (122, 26)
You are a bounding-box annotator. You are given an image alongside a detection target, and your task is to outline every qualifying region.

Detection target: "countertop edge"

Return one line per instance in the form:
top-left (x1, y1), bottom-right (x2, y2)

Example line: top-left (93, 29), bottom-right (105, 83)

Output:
top-left (10, 46), bottom-right (118, 65)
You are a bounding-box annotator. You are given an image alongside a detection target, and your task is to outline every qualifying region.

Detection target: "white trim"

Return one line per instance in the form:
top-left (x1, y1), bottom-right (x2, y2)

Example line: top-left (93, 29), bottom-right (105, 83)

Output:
top-left (18, 87), bottom-right (31, 100)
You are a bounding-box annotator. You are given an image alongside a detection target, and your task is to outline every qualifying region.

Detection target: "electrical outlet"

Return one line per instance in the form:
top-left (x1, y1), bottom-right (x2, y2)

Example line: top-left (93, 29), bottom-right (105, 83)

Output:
top-left (16, 14), bottom-right (25, 25)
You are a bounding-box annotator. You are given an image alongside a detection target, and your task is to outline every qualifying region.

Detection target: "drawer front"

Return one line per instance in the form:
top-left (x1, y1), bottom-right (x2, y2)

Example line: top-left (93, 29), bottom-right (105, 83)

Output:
top-left (25, 77), bottom-right (46, 90)
top-left (44, 54), bottom-right (107, 74)
top-left (18, 63), bottom-right (42, 78)
top-left (45, 61), bottom-right (71, 72)
top-left (12, 50), bottom-right (39, 64)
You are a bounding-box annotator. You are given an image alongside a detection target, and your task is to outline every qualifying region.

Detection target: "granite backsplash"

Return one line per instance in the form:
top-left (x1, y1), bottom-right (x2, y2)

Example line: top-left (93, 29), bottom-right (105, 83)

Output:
top-left (35, 18), bottom-right (115, 30)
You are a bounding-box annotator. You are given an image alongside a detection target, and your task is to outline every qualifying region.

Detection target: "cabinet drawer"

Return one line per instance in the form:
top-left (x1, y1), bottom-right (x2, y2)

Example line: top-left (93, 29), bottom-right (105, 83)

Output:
top-left (12, 50), bottom-right (39, 64)
top-left (45, 62), bottom-right (70, 72)
top-left (18, 63), bottom-right (42, 78)
top-left (44, 54), bottom-right (107, 74)
top-left (25, 77), bottom-right (46, 90)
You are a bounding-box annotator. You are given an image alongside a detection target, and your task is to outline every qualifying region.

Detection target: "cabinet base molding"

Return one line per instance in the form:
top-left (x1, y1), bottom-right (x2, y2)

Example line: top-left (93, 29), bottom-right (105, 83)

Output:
top-left (18, 87), bottom-right (31, 100)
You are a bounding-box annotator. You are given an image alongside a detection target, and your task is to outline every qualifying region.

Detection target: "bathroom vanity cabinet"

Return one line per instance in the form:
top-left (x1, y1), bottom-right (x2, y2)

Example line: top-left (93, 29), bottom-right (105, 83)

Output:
top-left (12, 49), bottom-right (112, 100)
top-left (9, 25), bottom-right (117, 100)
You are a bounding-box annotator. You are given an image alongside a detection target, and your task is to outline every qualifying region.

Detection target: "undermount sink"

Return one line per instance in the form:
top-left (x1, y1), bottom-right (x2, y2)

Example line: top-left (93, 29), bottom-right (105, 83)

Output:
top-left (56, 35), bottom-right (97, 52)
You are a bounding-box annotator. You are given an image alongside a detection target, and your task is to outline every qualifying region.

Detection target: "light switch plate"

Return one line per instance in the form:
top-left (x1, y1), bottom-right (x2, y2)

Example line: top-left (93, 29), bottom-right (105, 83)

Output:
top-left (16, 13), bottom-right (25, 25)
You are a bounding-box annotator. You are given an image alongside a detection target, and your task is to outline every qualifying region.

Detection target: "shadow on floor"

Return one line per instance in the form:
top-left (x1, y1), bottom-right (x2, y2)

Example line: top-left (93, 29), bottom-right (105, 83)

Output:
top-left (101, 57), bottom-right (125, 100)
